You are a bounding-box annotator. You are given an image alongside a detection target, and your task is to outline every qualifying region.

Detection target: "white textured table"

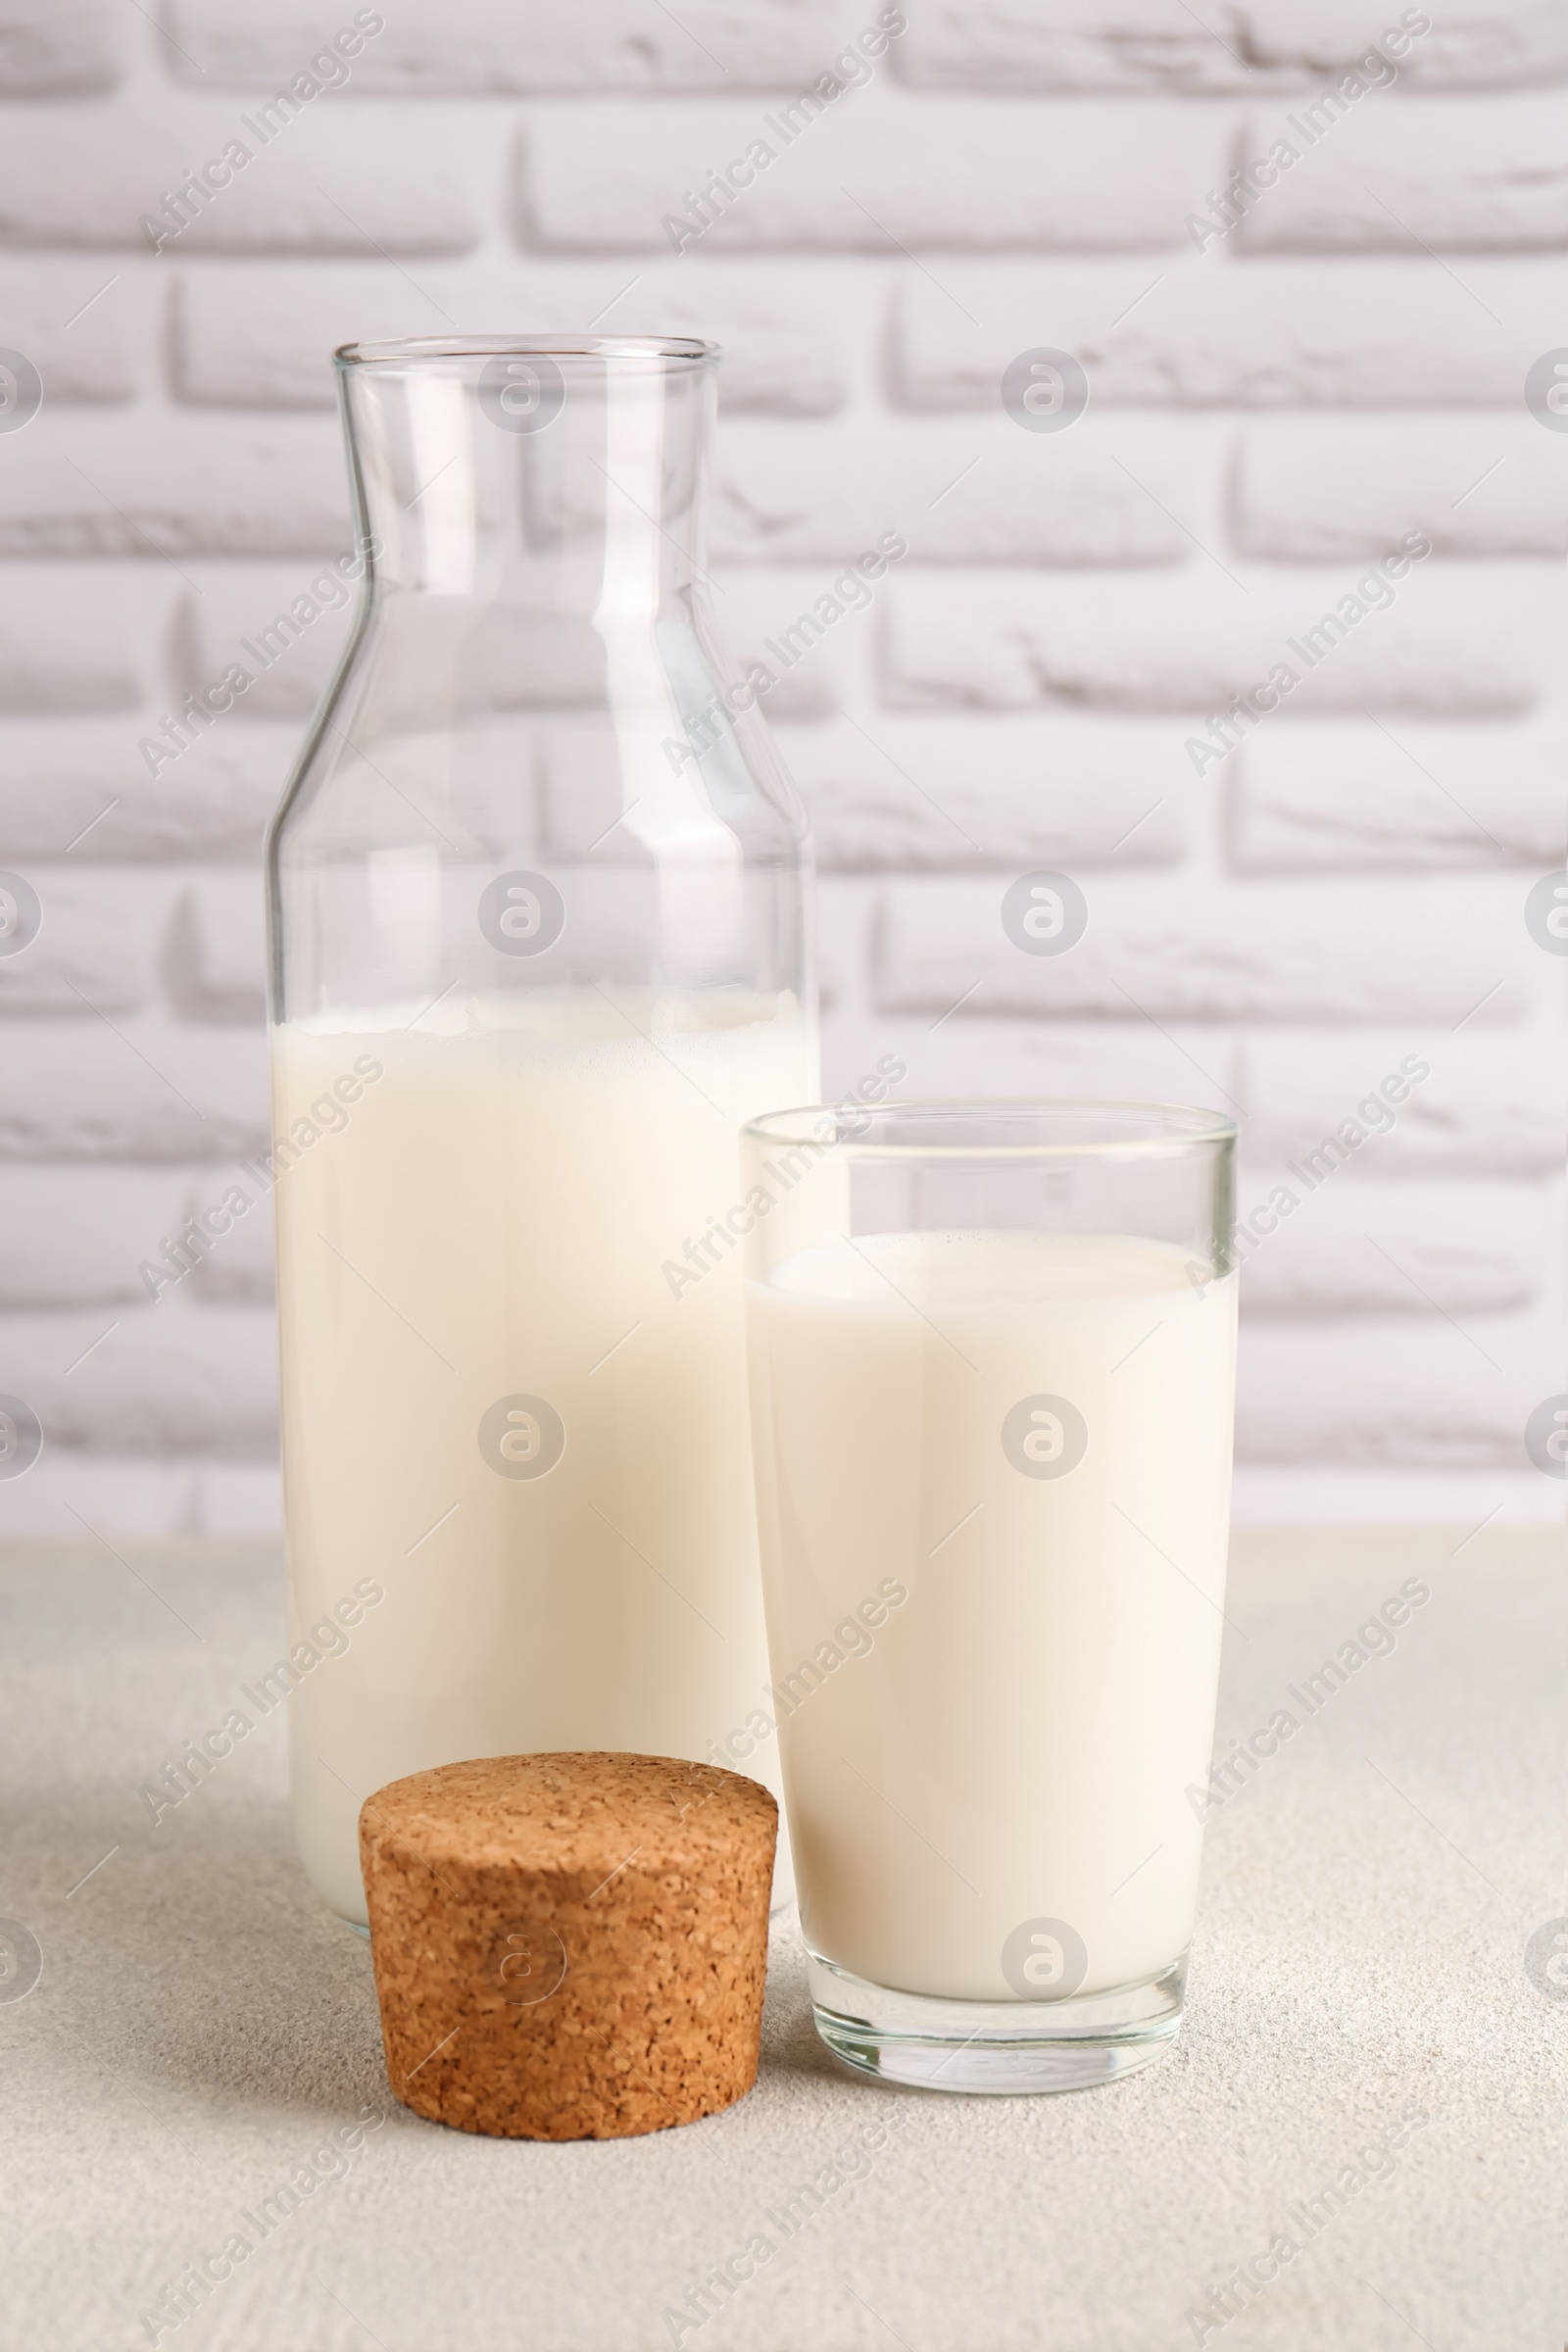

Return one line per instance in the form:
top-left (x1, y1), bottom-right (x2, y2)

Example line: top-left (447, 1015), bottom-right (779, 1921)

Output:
top-left (3, 1527), bottom-right (1565, 2352)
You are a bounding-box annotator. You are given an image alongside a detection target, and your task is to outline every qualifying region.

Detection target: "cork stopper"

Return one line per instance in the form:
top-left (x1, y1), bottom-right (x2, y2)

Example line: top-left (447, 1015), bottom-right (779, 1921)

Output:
top-left (359, 1751), bottom-right (777, 2140)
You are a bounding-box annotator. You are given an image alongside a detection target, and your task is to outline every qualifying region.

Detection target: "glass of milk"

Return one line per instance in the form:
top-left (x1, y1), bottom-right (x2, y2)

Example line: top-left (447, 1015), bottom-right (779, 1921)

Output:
top-left (266, 339), bottom-right (816, 1925)
top-left (741, 1101), bottom-right (1238, 2092)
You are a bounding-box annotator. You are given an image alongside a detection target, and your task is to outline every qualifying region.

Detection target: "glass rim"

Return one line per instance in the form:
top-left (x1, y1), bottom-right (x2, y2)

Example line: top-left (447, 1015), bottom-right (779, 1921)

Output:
top-left (333, 333), bottom-right (718, 370)
top-left (743, 1097), bottom-right (1239, 1159)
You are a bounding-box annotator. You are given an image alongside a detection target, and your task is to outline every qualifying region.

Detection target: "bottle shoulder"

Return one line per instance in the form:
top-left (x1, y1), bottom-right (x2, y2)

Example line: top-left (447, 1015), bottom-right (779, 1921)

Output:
top-left (270, 593), bottom-right (810, 867)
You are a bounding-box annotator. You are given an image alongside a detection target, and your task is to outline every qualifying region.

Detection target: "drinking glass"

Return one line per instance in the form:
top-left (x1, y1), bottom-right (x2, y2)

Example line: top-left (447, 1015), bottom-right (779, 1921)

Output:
top-left (741, 1101), bottom-right (1238, 2092)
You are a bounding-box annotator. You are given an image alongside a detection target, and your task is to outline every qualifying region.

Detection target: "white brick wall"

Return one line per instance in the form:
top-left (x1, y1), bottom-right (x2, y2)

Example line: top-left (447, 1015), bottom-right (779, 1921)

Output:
top-left (1, 0), bottom-right (1563, 1534)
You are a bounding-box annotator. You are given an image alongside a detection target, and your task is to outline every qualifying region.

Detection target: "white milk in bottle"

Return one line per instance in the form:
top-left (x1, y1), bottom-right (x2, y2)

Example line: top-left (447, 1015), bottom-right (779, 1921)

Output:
top-left (271, 991), bottom-right (812, 1924)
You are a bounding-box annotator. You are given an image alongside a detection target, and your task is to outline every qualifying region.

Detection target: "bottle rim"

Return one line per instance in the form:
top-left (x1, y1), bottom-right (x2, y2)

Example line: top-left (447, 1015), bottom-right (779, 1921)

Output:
top-left (334, 333), bottom-right (718, 369)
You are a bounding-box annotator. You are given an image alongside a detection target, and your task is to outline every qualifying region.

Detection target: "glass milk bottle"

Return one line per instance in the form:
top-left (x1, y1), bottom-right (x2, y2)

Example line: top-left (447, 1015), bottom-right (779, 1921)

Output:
top-left (265, 337), bottom-right (817, 1924)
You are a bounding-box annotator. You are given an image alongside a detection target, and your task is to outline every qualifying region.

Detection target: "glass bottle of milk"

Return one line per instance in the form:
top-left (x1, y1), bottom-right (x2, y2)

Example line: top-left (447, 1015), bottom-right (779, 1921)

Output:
top-left (265, 338), bottom-right (816, 1924)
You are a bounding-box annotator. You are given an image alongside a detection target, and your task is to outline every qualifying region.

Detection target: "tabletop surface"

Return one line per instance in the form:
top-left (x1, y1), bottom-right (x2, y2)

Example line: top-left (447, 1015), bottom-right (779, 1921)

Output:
top-left (3, 1524), bottom-right (1565, 2352)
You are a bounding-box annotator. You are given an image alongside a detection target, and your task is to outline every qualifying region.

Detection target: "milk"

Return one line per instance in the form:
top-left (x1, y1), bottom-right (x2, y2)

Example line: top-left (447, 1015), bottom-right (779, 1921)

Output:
top-left (270, 993), bottom-right (814, 1924)
top-left (745, 1230), bottom-right (1237, 2002)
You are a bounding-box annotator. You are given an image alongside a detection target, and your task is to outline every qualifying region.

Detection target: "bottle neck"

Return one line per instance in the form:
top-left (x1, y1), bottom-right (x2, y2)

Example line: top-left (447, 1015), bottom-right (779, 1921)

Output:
top-left (338, 351), bottom-right (714, 614)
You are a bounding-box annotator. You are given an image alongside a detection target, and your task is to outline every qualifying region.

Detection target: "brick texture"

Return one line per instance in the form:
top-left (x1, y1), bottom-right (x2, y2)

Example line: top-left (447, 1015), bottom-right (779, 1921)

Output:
top-left (2, 1301), bottom-right (278, 1454)
top-left (1232, 726), bottom-right (1568, 869)
top-left (178, 566), bottom-right (357, 717)
top-left (167, 875), bottom-right (268, 1023)
top-left (1239, 96), bottom-right (1568, 252)
top-left (1232, 417), bottom-right (1568, 560)
top-left (0, 2), bottom-right (1561, 1530)
top-left (1235, 1319), bottom-right (1547, 1465)
top-left (882, 571), bottom-right (1548, 716)
top-left (172, 0), bottom-right (874, 92)
top-left (892, 258), bottom-right (1568, 410)
top-left (519, 98), bottom-right (1222, 251)
top-left (1240, 1035), bottom-right (1567, 1177)
top-left (0, 3), bottom-right (120, 96)
top-left (0, 870), bottom-right (173, 1015)
top-left (0, 1021), bottom-right (269, 1160)
top-left (0, 103), bottom-right (479, 253)
top-left (1237, 1178), bottom-right (1548, 1315)
top-left (0, 570), bottom-right (155, 710)
top-left (0, 722), bottom-right (295, 860)
top-left (0, 415), bottom-right (347, 558)
top-left (0, 260), bottom-right (135, 401)
top-left (873, 875), bottom-right (1538, 1025)
top-left (0, 1166), bottom-right (215, 1306)
top-left (784, 714), bottom-right (1191, 870)
top-left (900, 2), bottom-right (1568, 93)
top-left (711, 416), bottom-right (1192, 565)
